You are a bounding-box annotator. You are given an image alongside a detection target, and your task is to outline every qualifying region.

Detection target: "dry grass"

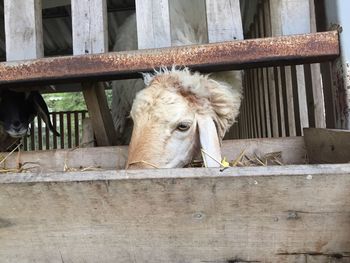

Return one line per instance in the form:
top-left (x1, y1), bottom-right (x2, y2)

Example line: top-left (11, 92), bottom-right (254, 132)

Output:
top-left (190, 149), bottom-right (284, 168)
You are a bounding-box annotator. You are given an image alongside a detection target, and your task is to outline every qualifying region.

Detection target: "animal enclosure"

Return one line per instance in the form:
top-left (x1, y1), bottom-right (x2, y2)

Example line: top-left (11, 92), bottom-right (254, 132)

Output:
top-left (0, 0), bottom-right (349, 262)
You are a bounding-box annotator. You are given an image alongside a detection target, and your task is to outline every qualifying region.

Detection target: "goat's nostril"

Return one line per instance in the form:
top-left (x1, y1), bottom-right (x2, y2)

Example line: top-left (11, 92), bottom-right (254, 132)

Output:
top-left (13, 121), bottom-right (21, 128)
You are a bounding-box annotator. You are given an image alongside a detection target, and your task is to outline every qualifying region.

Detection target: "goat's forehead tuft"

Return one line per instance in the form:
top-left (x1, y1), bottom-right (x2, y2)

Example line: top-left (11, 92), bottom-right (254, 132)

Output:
top-left (145, 68), bottom-right (211, 98)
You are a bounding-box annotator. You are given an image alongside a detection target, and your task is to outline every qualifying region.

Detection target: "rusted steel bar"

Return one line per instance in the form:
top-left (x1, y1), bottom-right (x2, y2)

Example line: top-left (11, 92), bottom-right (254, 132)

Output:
top-left (0, 31), bottom-right (339, 87)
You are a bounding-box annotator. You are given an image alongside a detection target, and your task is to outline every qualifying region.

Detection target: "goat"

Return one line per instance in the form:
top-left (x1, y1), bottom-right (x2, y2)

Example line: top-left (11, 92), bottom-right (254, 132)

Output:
top-left (111, 1), bottom-right (242, 168)
top-left (126, 67), bottom-right (241, 169)
top-left (0, 90), bottom-right (60, 151)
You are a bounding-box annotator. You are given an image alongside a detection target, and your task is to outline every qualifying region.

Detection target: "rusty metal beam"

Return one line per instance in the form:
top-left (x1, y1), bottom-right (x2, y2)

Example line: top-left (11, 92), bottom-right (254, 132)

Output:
top-left (0, 31), bottom-right (339, 88)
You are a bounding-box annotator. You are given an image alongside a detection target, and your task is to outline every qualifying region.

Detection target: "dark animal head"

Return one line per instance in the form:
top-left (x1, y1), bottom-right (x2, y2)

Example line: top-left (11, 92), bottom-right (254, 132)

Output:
top-left (0, 90), bottom-right (60, 138)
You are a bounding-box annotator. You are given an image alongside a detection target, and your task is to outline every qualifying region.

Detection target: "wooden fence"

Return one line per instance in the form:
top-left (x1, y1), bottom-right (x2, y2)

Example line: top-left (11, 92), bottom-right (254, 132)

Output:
top-left (22, 110), bottom-right (88, 151)
top-left (233, 0), bottom-right (327, 139)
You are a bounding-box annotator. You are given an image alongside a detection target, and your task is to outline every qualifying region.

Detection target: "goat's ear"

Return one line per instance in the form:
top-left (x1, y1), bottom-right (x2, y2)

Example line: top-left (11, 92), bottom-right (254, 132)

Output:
top-left (31, 91), bottom-right (60, 137)
top-left (197, 115), bottom-right (222, 168)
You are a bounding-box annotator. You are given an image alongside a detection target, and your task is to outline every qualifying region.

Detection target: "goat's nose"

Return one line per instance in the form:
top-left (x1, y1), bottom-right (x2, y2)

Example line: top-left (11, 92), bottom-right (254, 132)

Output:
top-left (13, 121), bottom-right (21, 128)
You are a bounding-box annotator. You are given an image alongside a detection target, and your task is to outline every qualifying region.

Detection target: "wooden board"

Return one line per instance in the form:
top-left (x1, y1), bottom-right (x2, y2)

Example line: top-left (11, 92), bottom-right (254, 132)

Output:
top-left (135, 0), bottom-right (171, 49)
top-left (0, 137), bottom-right (306, 173)
top-left (0, 164), bottom-right (350, 262)
top-left (304, 128), bottom-right (350, 164)
top-left (205, 0), bottom-right (243, 42)
top-left (4, 0), bottom-right (43, 61)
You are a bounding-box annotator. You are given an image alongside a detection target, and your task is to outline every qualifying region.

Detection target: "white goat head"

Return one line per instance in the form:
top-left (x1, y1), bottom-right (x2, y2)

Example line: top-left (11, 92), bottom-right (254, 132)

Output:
top-left (126, 68), bottom-right (241, 169)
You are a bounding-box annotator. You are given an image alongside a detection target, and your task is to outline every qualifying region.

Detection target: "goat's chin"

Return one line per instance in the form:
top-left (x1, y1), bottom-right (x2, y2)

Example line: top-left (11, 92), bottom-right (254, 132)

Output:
top-left (7, 129), bottom-right (28, 138)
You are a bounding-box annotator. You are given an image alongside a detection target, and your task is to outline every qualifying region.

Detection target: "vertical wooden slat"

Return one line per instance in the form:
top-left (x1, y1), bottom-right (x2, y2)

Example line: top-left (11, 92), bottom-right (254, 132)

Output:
top-left (253, 68), bottom-right (262, 138)
top-left (37, 117), bottom-right (43, 150)
top-left (205, 0), bottom-right (243, 42)
top-left (67, 112), bottom-right (72, 149)
top-left (52, 113), bottom-right (58, 149)
top-left (274, 67), bottom-right (286, 137)
top-left (303, 65), bottom-right (316, 127)
top-left (135, 0), bottom-right (171, 49)
top-left (45, 121), bottom-right (50, 150)
top-left (72, 0), bottom-right (117, 147)
top-left (245, 70), bottom-right (251, 138)
top-left (284, 66), bottom-right (296, 136)
top-left (264, 0), bottom-right (279, 137)
top-left (59, 112), bottom-right (64, 149)
top-left (74, 111), bottom-right (79, 147)
top-left (291, 66), bottom-right (302, 136)
top-left (30, 121), bottom-right (35, 151)
top-left (4, 0), bottom-right (43, 61)
top-left (279, 68), bottom-right (290, 136)
top-left (249, 69), bottom-right (258, 138)
top-left (295, 65), bottom-right (309, 132)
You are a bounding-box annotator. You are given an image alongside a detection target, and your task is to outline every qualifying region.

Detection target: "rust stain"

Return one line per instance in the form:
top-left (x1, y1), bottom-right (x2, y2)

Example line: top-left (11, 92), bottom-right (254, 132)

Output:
top-left (0, 31), bottom-right (340, 88)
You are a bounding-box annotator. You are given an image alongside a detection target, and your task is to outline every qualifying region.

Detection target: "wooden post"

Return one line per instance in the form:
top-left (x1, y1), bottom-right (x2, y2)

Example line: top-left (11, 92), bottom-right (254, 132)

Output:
top-left (4, 0), bottom-right (43, 61)
top-left (135, 0), bottom-right (171, 49)
top-left (71, 0), bottom-right (117, 146)
top-left (205, 0), bottom-right (243, 42)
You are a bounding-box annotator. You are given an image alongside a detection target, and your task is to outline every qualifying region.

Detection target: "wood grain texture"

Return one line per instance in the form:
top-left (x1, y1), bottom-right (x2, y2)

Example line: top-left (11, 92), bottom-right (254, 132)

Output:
top-left (0, 137), bottom-right (306, 173)
top-left (205, 0), bottom-right (243, 42)
top-left (304, 128), bottom-right (350, 164)
top-left (135, 0), bottom-right (171, 49)
top-left (4, 0), bottom-right (43, 61)
top-left (71, 0), bottom-right (108, 55)
top-left (0, 164), bottom-right (350, 262)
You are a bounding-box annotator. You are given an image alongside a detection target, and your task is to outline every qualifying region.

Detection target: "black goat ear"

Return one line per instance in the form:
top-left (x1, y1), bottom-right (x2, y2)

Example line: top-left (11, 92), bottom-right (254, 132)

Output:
top-left (31, 91), bottom-right (60, 137)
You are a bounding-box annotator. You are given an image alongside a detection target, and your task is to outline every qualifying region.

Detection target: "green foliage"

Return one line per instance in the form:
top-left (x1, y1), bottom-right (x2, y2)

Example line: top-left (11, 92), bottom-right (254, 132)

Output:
top-left (43, 90), bottom-right (113, 112)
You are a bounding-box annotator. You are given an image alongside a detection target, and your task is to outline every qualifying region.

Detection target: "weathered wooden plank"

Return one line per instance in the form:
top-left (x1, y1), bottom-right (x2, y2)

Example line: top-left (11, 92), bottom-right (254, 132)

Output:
top-left (284, 66), bottom-right (297, 136)
top-left (275, 67), bottom-right (287, 136)
top-left (71, 0), bottom-right (108, 55)
top-left (304, 128), bottom-right (350, 164)
top-left (135, 0), bottom-right (171, 49)
top-left (4, 0), bottom-right (43, 61)
top-left (71, 0), bottom-right (117, 146)
top-left (0, 137), bottom-right (306, 172)
top-left (0, 164), bottom-right (349, 262)
top-left (0, 31), bottom-right (339, 87)
top-left (205, 0), bottom-right (243, 42)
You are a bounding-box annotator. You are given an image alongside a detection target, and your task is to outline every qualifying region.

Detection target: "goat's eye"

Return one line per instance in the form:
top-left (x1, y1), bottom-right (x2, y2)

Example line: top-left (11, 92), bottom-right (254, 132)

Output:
top-left (176, 122), bottom-right (191, 132)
